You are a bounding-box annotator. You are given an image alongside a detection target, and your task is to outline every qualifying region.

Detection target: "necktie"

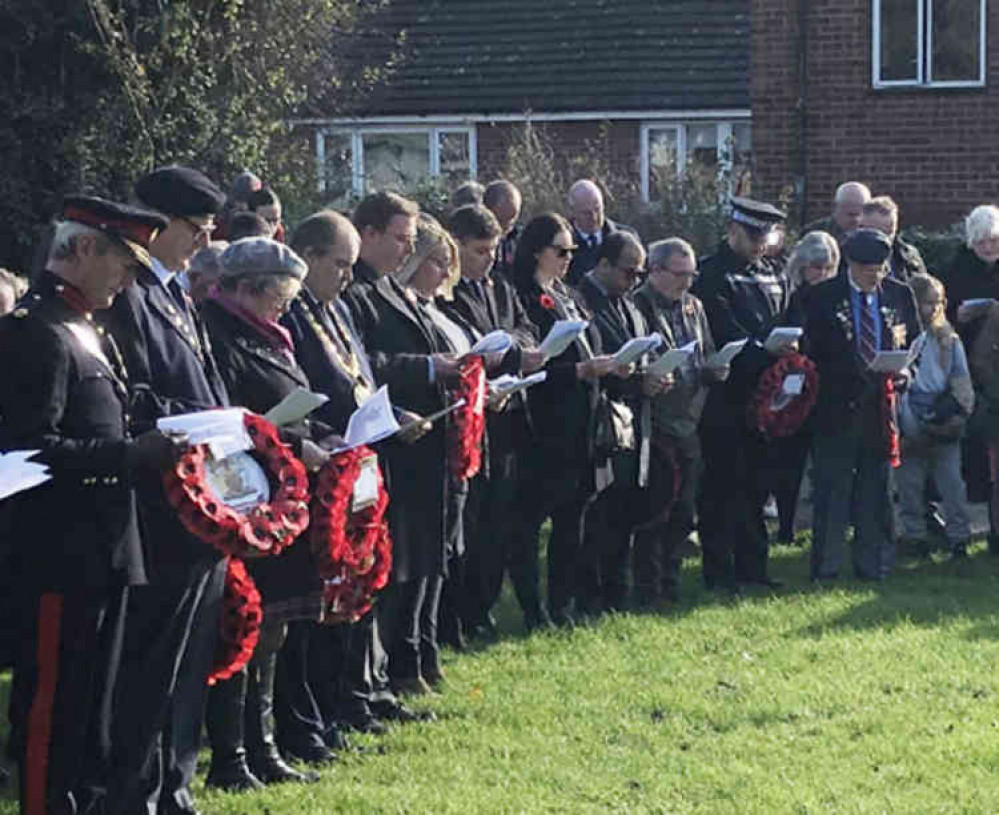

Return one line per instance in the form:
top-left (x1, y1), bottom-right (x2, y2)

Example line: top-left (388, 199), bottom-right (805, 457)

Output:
top-left (858, 294), bottom-right (878, 365)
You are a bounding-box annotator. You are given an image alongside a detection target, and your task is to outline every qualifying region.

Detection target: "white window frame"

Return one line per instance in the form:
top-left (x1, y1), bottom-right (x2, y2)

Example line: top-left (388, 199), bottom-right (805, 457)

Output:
top-left (640, 120), bottom-right (750, 203)
top-left (316, 125), bottom-right (476, 195)
top-left (872, 0), bottom-right (986, 88)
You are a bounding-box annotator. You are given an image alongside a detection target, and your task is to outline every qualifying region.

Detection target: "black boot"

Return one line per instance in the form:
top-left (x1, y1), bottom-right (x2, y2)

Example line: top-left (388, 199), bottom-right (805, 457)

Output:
top-left (205, 670), bottom-right (263, 792)
top-left (246, 650), bottom-right (319, 785)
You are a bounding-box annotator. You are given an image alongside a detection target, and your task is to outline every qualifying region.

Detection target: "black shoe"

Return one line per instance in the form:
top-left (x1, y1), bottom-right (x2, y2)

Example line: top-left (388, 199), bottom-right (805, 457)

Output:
top-left (949, 542), bottom-right (969, 560)
top-left (549, 610), bottom-right (575, 629)
top-left (371, 701), bottom-right (437, 724)
top-left (248, 753), bottom-right (320, 785)
top-left (323, 724), bottom-right (351, 751)
top-left (339, 709), bottom-right (387, 736)
top-left (740, 577), bottom-right (783, 589)
top-left (280, 740), bottom-right (338, 766)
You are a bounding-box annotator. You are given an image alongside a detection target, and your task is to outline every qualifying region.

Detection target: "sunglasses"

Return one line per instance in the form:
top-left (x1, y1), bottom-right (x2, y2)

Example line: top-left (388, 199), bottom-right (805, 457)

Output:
top-left (549, 244), bottom-right (576, 258)
top-left (180, 216), bottom-right (215, 240)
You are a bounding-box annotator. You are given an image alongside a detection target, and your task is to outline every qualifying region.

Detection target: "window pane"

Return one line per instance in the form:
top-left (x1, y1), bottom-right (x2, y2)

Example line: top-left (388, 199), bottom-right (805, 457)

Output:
top-left (438, 131), bottom-right (471, 184)
top-left (361, 132), bottom-right (430, 192)
top-left (321, 132), bottom-right (353, 203)
top-left (647, 128), bottom-right (679, 201)
top-left (879, 0), bottom-right (920, 81)
top-left (932, 0), bottom-right (981, 82)
top-left (687, 123), bottom-right (719, 168)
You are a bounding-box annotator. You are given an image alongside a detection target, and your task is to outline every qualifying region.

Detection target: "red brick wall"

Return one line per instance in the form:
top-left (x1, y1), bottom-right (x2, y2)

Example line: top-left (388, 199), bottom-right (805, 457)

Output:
top-left (751, 0), bottom-right (999, 229)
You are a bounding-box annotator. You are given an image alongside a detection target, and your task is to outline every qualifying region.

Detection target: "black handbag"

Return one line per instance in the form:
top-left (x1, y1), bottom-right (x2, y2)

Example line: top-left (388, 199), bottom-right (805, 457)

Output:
top-left (591, 393), bottom-right (635, 459)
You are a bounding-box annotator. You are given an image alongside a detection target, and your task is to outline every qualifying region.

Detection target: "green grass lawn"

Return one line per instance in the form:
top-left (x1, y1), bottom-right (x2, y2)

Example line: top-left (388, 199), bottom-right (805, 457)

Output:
top-left (5, 540), bottom-right (999, 813)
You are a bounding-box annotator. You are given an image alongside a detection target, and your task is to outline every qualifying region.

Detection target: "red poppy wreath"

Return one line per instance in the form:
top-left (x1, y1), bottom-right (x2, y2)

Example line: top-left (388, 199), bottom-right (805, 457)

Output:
top-left (449, 355), bottom-right (487, 479)
top-left (164, 411), bottom-right (311, 559)
top-left (748, 352), bottom-right (819, 438)
top-left (208, 557), bottom-right (263, 685)
top-left (311, 445), bottom-right (392, 624)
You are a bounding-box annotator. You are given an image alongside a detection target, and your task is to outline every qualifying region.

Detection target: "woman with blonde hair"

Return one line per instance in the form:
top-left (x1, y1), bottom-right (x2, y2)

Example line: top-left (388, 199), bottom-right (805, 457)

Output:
top-left (898, 273), bottom-right (974, 558)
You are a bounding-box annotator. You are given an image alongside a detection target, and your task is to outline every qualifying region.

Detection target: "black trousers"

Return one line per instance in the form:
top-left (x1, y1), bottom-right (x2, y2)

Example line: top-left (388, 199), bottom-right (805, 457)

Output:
top-left (761, 430), bottom-right (812, 544)
top-left (699, 423), bottom-right (771, 587)
top-left (106, 557), bottom-right (226, 815)
top-left (274, 621), bottom-right (328, 753)
top-left (9, 587), bottom-right (127, 815)
top-left (379, 576), bottom-right (445, 681)
top-left (577, 483), bottom-right (637, 612)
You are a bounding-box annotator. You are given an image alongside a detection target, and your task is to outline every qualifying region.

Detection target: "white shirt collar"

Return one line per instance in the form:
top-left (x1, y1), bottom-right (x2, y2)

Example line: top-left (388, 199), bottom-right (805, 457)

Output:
top-left (847, 271), bottom-right (877, 304)
top-left (150, 256), bottom-right (176, 288)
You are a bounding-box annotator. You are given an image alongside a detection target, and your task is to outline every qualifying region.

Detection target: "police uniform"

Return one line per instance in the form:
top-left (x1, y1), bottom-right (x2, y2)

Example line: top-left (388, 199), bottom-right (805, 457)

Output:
top-left (98, 166), bottom-right (230, 815)
top-left (0, 197), bottom-right (166, 814)
top-left (693, 198), bottom-right (791, 590)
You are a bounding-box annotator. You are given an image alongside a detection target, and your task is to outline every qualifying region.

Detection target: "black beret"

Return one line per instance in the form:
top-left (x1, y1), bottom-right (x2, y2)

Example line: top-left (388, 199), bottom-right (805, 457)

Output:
top-left (134, 165), bottom-right (225, 218)
top-left (843, 228), bottom-right (892, 264)
top-left (61, 195), bottom-right (169, 272)
top-left (730, 196), bottom-right (786, 234)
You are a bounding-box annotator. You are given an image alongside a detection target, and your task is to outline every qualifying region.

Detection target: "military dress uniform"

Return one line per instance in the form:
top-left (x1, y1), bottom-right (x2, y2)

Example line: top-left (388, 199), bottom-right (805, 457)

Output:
top-left (694, 198), bottom-right (791, 590)
top-left (0, 196), bottom-right (167, 815)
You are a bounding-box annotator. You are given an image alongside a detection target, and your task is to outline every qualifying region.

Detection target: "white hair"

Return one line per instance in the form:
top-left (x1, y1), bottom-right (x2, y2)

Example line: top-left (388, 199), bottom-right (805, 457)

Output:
top-left (965, 205), bottom-right (999, 247)
top-left (833, 182), bottom-right (871, 205)
top-left (786, 231), bottom-right (841, 287)
top-left (47, 221), bottom-right (110, 262)
top-left (648, 237), bottom-right (695, 269)
top-left (566, 179), bottom-right (603, 207)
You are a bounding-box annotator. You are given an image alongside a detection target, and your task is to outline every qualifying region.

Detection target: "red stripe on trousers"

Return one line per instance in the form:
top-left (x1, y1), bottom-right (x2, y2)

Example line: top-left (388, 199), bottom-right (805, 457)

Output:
top-left (24, 593), bottom-right (63, 815)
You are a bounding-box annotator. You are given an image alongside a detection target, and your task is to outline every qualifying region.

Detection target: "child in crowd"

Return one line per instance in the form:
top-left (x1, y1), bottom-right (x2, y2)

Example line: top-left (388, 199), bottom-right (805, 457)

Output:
top-left (897, 274), bottom-right (975, 557)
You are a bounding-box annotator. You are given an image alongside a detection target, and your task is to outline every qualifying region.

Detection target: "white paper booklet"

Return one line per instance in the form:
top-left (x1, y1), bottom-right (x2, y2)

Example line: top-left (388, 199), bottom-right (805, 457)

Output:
top-left (706, 338), bottom-right (748, 366)
top-left (0, 450), bottom-right (51, 501)
top-left (647, 340), bottom-right (699, 377)
top-left (264, 387), bottom-right (330, 427)
top-left (613, 333), bottom-right (663, 366)
top-left (488, 371), bottom-right (547, 397)
top-left (868, 350), bottom-right (912, 374)
top-left (539, 320), bottom-right (588, 359)
top-left (764, 327), bottom-right (803, 353)
top-left (339, 386), bottom-right (401, 451)
top-left (469, 330), bottom-right (512, 356)
top-left (157, 408), bottom-right (251, 459)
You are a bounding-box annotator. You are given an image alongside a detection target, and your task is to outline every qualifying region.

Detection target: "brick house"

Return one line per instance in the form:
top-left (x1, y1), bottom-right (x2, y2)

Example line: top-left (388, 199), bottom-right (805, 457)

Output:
top-left (298, 0), bottom-right (752, 207)
top-left (751, 0), bottom-right (995, 229)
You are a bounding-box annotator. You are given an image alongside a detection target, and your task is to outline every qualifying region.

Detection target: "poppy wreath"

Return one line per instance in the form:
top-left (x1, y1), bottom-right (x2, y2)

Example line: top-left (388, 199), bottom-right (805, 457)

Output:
top-left (748, 352), bottom-right (819, 438)
top-left (883, 375), bottom-right (902, 468)
top-left (310, 445), bottom-right (392, 624)
top-left (208, 557), bottom-right (262, 685)
top-left (448, 354), bottom-right (486, 479)
top-left (164, 411), bottom-right (311, 558)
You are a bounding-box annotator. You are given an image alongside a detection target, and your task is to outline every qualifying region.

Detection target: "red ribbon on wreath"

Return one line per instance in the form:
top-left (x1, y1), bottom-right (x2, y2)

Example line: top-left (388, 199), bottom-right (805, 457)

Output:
top-left (310, 445), bottom-right (392, 624)
top-left (164, 411), bottom-right (311, 559)
top-left (747, 352), bottom-right (819, 438)
top-left (883, 375), bottom-right (901, 468)
top-left (448, 355), bottom-right (486, 479)
top-left (208, 557), bottom-right (263, 685)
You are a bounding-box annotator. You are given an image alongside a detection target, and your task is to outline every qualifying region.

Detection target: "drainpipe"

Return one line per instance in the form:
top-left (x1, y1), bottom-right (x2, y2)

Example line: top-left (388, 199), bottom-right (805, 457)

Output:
top-left (797, 0), bottom-right (810, 226)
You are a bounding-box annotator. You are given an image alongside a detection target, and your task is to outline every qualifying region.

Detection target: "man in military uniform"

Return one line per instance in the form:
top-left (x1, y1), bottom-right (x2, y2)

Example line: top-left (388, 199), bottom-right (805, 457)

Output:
top-left (99, 166), bottom-right (230, 815)
top-left (0, 196), bottom-right (182, 814)
top-left (693, 197), bottom-right (795, 592)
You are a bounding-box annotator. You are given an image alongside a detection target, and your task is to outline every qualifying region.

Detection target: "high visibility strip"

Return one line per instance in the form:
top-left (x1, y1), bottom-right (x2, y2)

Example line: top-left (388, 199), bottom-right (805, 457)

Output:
top-left (24, 593), bottom-right (63, 815)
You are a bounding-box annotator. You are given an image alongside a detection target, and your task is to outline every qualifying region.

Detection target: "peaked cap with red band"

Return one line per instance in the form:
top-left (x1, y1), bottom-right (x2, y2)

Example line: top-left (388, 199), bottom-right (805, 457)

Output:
top-left (61, 195), bottom-right (169, 273)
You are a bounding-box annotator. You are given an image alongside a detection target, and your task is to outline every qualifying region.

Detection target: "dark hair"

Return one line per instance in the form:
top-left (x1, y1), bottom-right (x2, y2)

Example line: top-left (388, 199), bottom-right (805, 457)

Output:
top-left (511, 212), bottom-right (572, 293)
top-left (483, 180), bottom-right (519, 209)
top-left (448, 204), bottom-right (502, 242)
top-left (247, 186), bottom-right (279, 211)
top-left (352, 191), bottom-right (419, 234)
top-left (228, 211), bottom-right (270, 241)
top-left (450, 181), bottom-right (485, 208)
top-left (596, 231), bottom-right (642, 267)
top-left (290, 210), bottom-right (353, 258)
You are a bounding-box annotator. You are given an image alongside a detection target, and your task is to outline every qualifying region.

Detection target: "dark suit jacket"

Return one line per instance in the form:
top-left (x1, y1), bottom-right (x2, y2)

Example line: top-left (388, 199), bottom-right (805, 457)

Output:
top-left (803, 273), bottom-right (921, 435)
top-left (99, 266), bottom-right (229, 582)
top-left (0, 272), bottom-right (145, 592)
top-left (566, 218), bottom-right (635, 287)
top-left (201, 298), bottom-right (322, 606)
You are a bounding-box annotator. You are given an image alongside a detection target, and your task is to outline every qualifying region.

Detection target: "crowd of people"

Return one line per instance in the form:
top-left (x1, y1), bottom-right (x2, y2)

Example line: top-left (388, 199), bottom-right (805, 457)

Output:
top-left (3, 163), bottom-right (999, 815)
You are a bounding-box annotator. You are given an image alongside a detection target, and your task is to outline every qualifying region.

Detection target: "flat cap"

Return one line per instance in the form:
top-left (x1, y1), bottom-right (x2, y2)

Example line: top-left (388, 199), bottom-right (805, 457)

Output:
top-left (220, 238), bottom-right (308, 282)
top-left (843, 228), bottom-right (892, 264)
top-left (61, 194), bottom-right (169, 272)
top-left (135, 165), bottom-right (225, 218)
top-left (730, 196), bottom-right (787, 235)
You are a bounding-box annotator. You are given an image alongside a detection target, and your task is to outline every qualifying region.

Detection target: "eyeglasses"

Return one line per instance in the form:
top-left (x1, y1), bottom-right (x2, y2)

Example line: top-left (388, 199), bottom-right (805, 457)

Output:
top-left (619, 266), bottom-right (644, 279)
top-left (180, 217), bottom-right (215, 240)
top-left (652, 265), bottom-right (699, 279)
top-left (549, 245), bottom-right (576, 258)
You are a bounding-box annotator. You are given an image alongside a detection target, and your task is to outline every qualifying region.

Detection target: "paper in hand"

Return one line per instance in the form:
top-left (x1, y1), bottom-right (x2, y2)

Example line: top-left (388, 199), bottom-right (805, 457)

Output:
top-left (157, 408), bottom-right (251, 460)
top-left (264, 387), bottom-right (329, 427)
top-left (468, 330), bottom-right (512, 357)
top-left (612, 333), bottom-right (663, 366)
top-left (764, 327), bottom-right (803, 354)
top-left (338, 386), bottom-right (401, 451)
top-left (647, 340), bottom-right (698, 377)
top-left (707, 339), bottom-right (748, 366)
top-left (539, 320), bottom-right (588, 359)
top-left (0, 450), bottom-right (52, 501)
top-left (488, 371), bottom-right (547, 397)
top-left (868, 351), bottom-right (912, 374)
